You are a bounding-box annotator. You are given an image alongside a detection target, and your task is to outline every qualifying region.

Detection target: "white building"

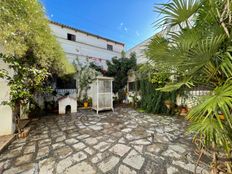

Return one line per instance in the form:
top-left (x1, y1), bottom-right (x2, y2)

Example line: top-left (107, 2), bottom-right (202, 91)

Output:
top-left (50, 21), bottom-right (124, 69)
top-left (126, 37), bottom-right (152, 65)
top-left (126, 29), bottom-right (169, 94)
top-left (126, 37), bottom-right (152, 95)
top-left (0, 60), bottom-right (15, 136)
top-left (48, 21), bottom-right (124, 100)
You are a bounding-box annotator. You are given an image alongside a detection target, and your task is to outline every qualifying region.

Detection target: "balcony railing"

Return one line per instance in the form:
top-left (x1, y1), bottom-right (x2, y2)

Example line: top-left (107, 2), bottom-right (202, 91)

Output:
top-left (56, 89), bottom-right (77, 95)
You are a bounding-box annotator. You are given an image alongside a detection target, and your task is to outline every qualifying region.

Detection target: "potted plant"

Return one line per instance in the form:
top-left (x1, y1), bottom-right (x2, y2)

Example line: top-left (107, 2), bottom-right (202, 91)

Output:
top-left (179, 104), bottom-right (188, 116)
top-left (83, 95), bottom-right (88, 108)
top-left (178, 95), bottom-right (188, 116)
top-left (83, 100), bottom-right (88, 108)
top-left (73, 57), bottom-right (99, 103)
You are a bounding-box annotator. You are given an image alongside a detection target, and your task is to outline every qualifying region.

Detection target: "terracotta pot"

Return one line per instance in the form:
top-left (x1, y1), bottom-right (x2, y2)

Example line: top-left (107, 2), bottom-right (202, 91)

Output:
top-left (84, 102), bottom-right (88, 108)
top-left (179, 107), bottom-right (188, 116)
top-left (18, 127), bottom-right (31, 138)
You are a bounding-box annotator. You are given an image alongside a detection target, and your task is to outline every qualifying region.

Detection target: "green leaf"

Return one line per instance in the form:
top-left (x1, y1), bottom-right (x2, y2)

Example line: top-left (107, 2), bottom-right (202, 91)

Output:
top-left (157, 78), bottom-right (194, 92)
top-left (155, 0), bottom-right (201, 28)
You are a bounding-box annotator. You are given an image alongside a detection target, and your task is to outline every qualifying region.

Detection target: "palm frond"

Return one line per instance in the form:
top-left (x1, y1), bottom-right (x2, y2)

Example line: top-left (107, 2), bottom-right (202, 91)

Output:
top-left (145, 34), bottom-right (170, 62)
top-left (155, 0), bottom-right (201, 29)
top-left (168, 28), bottom-right (201, 48)
top-left (181, 35), bottom-right (225, 69)
top-left (165, 35), bottom-right (225, 77)
top-left (187, 80), bottom-right (232, 128)
top-left (220, 51), bottom-right (232, 78)
top-left (195, 0), bottom-right (218, 27)
top-left (157, 78), bottom-right (194, 92)
top-left (188, 117), bottom-right (232, 149)
top-left (202, 61), bottom-right (221, 86)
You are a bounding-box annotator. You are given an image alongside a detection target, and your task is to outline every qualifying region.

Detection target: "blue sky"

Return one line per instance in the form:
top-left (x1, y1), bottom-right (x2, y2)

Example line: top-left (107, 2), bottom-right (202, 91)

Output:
top-left (40, 0), bottom-right (166, 50)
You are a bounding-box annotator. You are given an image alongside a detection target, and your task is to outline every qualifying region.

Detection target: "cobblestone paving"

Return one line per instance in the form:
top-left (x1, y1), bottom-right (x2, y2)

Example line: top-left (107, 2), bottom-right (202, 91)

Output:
top-left (0, 108), bottom-right (209, 174)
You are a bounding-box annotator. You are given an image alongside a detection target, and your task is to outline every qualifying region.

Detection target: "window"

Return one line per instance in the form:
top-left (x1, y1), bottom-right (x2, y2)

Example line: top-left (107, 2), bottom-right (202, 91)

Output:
top-left (107, 44), bottom-right (113, 51)
top-left (67, 33), bottom-right (76, 41)
top-left (56, 77), bottom-right (76, 89)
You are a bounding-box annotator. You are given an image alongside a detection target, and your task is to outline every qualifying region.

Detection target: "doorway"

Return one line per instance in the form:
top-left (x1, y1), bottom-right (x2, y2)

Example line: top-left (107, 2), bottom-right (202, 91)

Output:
top-left (65, 105), bottom-right (71, 114)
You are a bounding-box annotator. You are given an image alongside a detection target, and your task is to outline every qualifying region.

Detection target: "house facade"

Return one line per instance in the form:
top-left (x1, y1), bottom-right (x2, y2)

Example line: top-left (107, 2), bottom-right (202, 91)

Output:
top-left (126, 36), bottom-right (152, 96)
top-left (126, 37), bottom-right (151, 65)
top-left (50, 21), bottom-right (124, 69)
top-left (125, 29), bottom-right (174, 99)
top-left (46, 21), bottom-right (125, 101)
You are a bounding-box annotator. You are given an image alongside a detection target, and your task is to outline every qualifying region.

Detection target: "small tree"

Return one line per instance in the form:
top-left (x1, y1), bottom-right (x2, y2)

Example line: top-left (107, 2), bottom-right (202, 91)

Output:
top-left (73, 57), bottom-right (99, 102)
top-left (0, 0), bottom-right (75, 133)
top-left (0, 0), bottom-right (75, 75)
top-left (107, 52), bottom-right (136, 101)
top-left (0, 54), bottom-right (50, 133)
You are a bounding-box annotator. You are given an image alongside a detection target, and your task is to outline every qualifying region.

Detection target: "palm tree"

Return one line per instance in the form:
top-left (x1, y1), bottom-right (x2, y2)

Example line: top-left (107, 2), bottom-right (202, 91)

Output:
top-left (147, 0), bottom-right (232, 173)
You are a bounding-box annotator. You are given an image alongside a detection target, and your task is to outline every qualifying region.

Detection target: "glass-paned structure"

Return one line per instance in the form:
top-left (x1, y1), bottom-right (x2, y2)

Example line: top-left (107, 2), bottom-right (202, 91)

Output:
top-left (92, 76), bottom-right (114, 114)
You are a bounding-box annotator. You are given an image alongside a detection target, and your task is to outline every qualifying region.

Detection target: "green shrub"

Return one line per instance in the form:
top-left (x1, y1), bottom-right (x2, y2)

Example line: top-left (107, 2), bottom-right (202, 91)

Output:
top-left (139, 80), bottom-right (177, 115)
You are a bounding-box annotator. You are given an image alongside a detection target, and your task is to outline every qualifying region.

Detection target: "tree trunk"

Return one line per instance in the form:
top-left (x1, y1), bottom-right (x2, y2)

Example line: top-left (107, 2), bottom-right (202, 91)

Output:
top-left (210, 142), bottom-right (218, 174)
top-left (14, 102), bottom-right (21, 134)
top-left (78, 89), bottom-right (83, 101)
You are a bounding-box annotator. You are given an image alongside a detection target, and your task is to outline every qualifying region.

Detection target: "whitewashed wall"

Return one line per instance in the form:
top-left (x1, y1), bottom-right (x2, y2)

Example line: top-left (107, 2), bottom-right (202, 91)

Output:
top-left (176, 90), bottom-right (210, 109)
top-left (126, 28), bottom-right (178, 66)
top-left (48, 22), bottom-right (124, 101)
top-left (126, 37), bottom-right (152, 101)
top-left (0, 60), bottom-right (15, 135)
top-left (126, 37), bottom-right (152, 65)
top-left (49, 23), bottom-right (124, 69)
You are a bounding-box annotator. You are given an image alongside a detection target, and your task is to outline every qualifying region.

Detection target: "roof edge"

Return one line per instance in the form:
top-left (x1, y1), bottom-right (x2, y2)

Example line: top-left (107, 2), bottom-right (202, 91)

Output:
top-left (126, 35), bottom-right (155, 53)
top-left (49, 20), bottom-right (125, 46)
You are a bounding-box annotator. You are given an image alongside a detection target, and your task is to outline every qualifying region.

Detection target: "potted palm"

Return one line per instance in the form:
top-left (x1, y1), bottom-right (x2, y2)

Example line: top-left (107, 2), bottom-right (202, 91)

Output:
top-left (147, 0), bottom-right (232, 172)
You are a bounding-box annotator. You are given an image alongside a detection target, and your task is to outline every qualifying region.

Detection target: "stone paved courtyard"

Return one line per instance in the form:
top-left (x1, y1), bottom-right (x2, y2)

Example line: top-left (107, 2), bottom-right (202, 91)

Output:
top-left (0, 108), bottom-right (209, 174)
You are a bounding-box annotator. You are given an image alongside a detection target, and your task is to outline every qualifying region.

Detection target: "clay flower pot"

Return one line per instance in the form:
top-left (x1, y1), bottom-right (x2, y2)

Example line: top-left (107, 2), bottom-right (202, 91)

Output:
top-left (18, 127), bottom-right (31, 138)
top-left (179, 106), bottom-right (188, 116)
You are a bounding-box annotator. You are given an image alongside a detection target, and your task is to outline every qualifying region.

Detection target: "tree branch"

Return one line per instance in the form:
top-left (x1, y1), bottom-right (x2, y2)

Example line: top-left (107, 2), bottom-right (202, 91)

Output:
top-left (216, 2), bottom-right (230, 38)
